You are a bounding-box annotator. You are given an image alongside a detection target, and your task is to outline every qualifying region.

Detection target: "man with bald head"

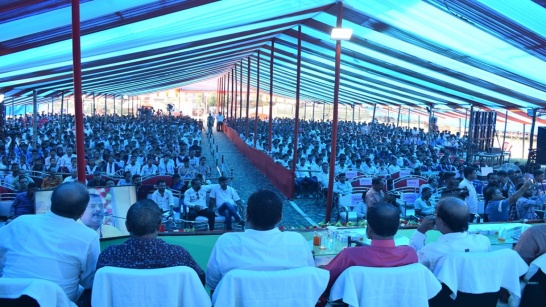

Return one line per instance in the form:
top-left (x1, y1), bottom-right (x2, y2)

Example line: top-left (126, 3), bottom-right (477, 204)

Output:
top-left (409, 197), bottom-right (491, 271)
top-left (0, 182), bottom-right (100, 302)
top-left (324, 203), bottom-right (418, 293)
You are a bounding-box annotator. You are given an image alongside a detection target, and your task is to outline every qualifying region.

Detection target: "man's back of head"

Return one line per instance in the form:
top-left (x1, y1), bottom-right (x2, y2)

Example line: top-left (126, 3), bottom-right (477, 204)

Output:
top-left (367, 203), bottom-right (400, 239)
top-left (50, 182), bottom-right (90, 220)
top-left (246, 190), bottom-right (282, 230)
top-left (126, 199), bottom-right (162, 238)
top-left (436, 197), bottom-right (469, 234)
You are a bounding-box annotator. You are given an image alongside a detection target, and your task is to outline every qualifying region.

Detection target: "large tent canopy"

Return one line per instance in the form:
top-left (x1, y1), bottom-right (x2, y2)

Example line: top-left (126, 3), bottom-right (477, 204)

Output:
top-left (1, 0), bottom-right (546, 124)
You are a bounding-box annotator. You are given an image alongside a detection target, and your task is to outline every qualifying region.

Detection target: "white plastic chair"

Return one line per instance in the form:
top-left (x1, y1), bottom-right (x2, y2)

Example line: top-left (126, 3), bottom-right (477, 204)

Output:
top-left (212, 267), bottom-right (329, 307)
top-left (0, 277), bottom-right (75, 307)
top-left (433, 249), bottom-right (528, 301)
top-left (329, 263), bottom-right (441, 307)
top-left (92, 266), bottom-right (210, 307)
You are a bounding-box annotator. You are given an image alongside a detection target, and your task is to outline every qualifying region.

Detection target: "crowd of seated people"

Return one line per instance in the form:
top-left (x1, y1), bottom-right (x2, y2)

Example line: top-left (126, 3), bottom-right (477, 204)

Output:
top-left (228, 117), bottom-right (545, 221)
top-left (0, 113), bottom-right (217, 192)
top-left (230, 117), bottom-right (465, 175)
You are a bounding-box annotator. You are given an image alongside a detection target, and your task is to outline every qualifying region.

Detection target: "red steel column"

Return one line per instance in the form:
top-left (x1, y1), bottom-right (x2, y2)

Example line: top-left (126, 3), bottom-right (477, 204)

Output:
top-left (71, 0), bottom-right (86, 183)
top-left (231, 64), bottom-right (237, 122)
top-left (239, 60), bottom-right (243, 128)
top-left (325, 3), bottom-right (343, 222)
top-left (245, 57), bottom-right (251, 139)
top-left (268, 39), bottom-right (275, 153)
top-left (291, 26), bottom-right (302, 176)
top-left (254, 50), bottom-right (261, 147)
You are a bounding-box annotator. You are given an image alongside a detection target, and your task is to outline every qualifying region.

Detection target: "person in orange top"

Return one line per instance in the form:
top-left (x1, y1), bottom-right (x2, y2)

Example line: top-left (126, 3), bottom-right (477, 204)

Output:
top-left (41, 169), bottom-right (63, 190)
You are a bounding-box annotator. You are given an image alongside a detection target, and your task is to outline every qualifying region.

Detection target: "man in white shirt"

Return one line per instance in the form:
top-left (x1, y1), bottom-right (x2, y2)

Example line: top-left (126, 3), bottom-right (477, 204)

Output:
top-left (206, 189), bottom-right (314, 290)
top-left (158, 155), bottom-right (176, 175)
top-left (184, 178), bottom-right (216, 231)
top-left (125, 155), bottom-right (141, 176)
top-left (117, 171), bottom-right (133, 186)
top-left (216, 112), bottom-right (224, 132)
top-left (333, 172), bottom-right (353, 197)
top-left (409, 197), bottom-right (490, 272)
top-left (58, 145), bottom-right (76, 168)
top-left (458, 166), bottom-right (478, 221)
top-left (104, 155), bottom-right (120, 176)
top-left (0, 182), bottom-right (100, 302)
top-left (316, 162), bottom-right (330, 191)
top-left (140, 158), bottom-right (158, 176)
top-left (209, 176), bottom-right (244, 230)
top-left (62, 168), bottom-right (88, 185)
top-left (151, 180), bottom-right (174, 212)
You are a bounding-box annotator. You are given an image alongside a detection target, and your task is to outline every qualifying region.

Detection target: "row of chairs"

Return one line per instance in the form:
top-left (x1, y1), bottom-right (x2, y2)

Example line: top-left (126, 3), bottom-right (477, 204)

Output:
top-left (2, 250), bottom-right (543, 306)
top-left (147, 187), bottom-right (244, 231)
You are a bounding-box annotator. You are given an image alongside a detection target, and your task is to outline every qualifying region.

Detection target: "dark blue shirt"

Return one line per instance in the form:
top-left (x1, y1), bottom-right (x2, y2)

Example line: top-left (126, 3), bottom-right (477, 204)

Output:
top-left (485, 199), bottom-right (509, 222)
top-left (97, 238), bottom-right (205, 284)
top-left (10, 192), bottom-right (35, 217)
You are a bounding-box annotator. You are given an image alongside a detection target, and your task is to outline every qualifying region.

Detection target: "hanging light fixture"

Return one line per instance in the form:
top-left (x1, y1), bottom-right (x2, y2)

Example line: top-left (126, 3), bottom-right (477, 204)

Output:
top-left (331, 27), bottom-right (353, 40)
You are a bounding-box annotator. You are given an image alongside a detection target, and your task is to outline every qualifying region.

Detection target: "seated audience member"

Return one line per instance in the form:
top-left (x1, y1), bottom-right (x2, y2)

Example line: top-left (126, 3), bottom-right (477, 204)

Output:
top-left (514, 225), bottom-right (546, 265)
top-left (184, 177), bottom-right (216, 231)
top-left (9, 182), bottom-right (38, 219)
top-left (209, 176), bottom-right (244, 231)
top-left (206, 189), bottom-right (314, 290)
top-left (409, 197), bottom-right (491, 271)
top-left (133, 174), bottom-right (152, 201)
top-left (324, 203), bottom-right (417, 292)
top-left (195, 156), bottom-right (212, 180)
top-left (13, 176), bottom-right (30, 192)
top-left (171, 173), bottom-right (184, 191)
top-left (80, 193), bottom-right (124, 239)
top-left (516, 182), bottom-right (546, 220)
top-left (117, 171), bottom-right (133, 186)
top-left (63, 169), bottom-right (79, 183)
top-left (365, 177), bottom-right (385, 208)
top-left (151, 179), bottom-right (174, 212)
top-left (105, 179), bottom-right (115, 187)
top-left (414, 185), bottom-right (435, 217)
top-left (41, 169), bottom-right (63, 189)
top-left (340, 191), bottom-right (367, 222)
top-left (87, 170), bottom-right (107, 187)
top-left (96, 199), bottom-right (205, 283)
top-left (294, 157), bottom-right (318, 199)
top-left (484, 180), bottom-right (532, 222)
top-left (334, 172), bottom-right (353, 209)
top-left (0, 182), bottom-right (100, 302)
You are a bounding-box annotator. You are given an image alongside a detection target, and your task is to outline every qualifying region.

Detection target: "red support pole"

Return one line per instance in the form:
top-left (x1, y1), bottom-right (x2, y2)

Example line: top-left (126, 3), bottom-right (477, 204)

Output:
top-left (239, 60), bottom-right (243, 131)
top-left (233, 65), bottom-right (237, 123)
top-left (231, 68), bottom-right (235, 120)
top-left (254, 50), bottom-right (261, 147)
top-left (222, 76), bottom-right (226, 116)
top-left (220, 77), bottom-right (223, 116)
top-left (245, 57), bottom-right (251, 139)
top-left (291, 26), bottom-right (302, 174)
top-left (71, 0), bottom-right (86, 183)
top-left (227, 71), bottom-right (231, 120)
top-left (225, 74), bottom-right (229, 118)
top-left (325, 3), bottom-right (343, 222)
top-left (222, 75), bottom-right (228, 118)
top-left (268, 39), bottom-right (275, 153)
